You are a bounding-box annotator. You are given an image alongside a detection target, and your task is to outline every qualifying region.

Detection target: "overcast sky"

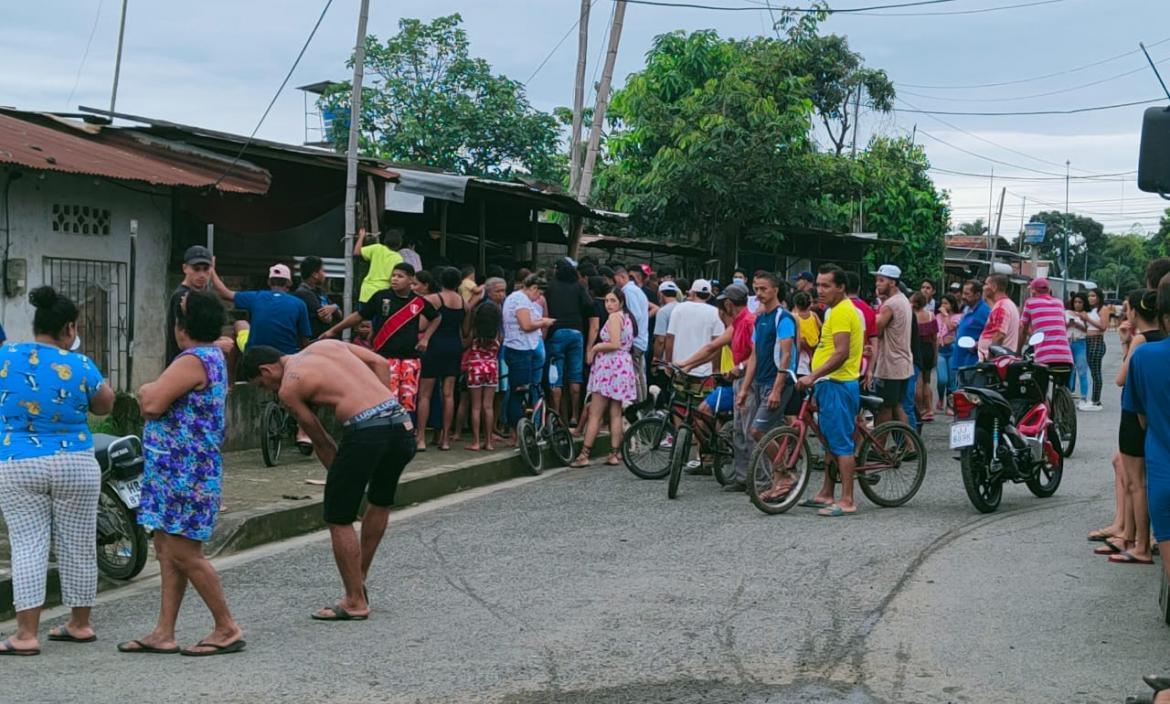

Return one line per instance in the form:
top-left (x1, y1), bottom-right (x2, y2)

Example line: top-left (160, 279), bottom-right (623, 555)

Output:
top-left (3, 0), bottom-right (1168, 236)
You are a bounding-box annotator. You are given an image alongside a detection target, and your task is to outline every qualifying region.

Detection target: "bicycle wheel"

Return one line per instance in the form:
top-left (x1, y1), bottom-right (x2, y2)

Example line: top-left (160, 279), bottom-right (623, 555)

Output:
top-left (667, 425), bottom-right (692, 499)
top-left (546, 411), bottom-right (575, 466)
top-left (747, 426), bottom-right (811, 515)
top-left (856, 421), bottom-right (927, 508)
top-left (261, 403), bottom-right (284, 467)
top-left (711, 422), bottom-right (737, 486)
top-left (517, 418), bottom-right (543, 474)
top-left (1050, 385), bottom-right (1077, 458)
top-left (621, 415), bottom-right (676, 480)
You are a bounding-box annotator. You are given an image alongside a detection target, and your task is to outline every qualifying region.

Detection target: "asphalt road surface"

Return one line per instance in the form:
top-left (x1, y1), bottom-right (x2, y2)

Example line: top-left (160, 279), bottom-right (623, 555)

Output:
top-left (3, 346), bottom-right (1163, 704)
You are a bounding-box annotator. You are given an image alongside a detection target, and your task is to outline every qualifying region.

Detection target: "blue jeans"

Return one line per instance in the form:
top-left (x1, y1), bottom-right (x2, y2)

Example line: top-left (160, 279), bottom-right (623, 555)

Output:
top-left (936, 347), bottom-right (953, 399)
top-left (1069, 338), bottom-right (1089, 395)
top-left (545, 328), bottom-right (584, 388)
top-left (902, 365), bottom-right (919, 430)
top-left (504, 347), bottom-right (541, 427)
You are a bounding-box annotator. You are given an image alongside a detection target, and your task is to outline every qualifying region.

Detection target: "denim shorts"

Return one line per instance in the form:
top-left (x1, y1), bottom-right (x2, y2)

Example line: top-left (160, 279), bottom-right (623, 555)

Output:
top-left (815, 379), bottom-right (860, 457)
top-left (546, 328), bottom-right (585, 387)
top-left (703, 385), bottom-right (734, 414)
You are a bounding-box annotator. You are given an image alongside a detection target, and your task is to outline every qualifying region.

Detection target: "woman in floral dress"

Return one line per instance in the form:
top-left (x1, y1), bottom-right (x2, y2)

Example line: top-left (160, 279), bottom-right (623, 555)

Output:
top-left (572, 287), bottom-right (637, 467)
top-left (119, 290), bottom-right (245, 657)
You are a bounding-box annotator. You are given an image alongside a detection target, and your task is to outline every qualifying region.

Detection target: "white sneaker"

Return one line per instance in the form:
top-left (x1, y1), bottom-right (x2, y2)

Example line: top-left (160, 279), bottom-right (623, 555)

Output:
top-left (685, 459), bottom-right (702, 469)
top-left (1076, 401), bottom-right (1093, 411)
top-left (1081, 402), bottom-right (1102, 412)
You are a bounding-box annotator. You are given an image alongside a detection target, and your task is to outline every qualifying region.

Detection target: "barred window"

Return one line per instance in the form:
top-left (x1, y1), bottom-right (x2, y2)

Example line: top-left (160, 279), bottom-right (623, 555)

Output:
top-left (51, 204), bottom-right (112, 235)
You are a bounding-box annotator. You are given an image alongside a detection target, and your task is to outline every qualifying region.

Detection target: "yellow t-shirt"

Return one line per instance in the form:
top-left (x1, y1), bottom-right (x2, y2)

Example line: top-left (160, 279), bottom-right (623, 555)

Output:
top-left (359, 245), bottom-right (404, 303)
top-left (720, 346), bottom-right (734, 374)
top-left (797, 312), bottom-right (820, 349)
top-left (811, 298), bottom-right (863, 381)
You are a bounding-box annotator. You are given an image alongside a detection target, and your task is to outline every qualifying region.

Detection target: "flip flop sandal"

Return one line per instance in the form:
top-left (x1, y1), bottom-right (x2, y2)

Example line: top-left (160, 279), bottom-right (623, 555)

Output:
top-left (1094, 541), bottom-right (1126, 555)
top-left (604, 454), bottom-right (622, 466)
top-left (1087, 529), bottom-right (1117, 542)
top-left (180, 639), bottom-right (247, 657)
top-left (817, 505), bottom-right (858, 517)
top-left (311, 605), bottom-right (369, 621)
top-left (117, 639), bottom-right (179, 655)
top-left (798, 499), bottom-right (832, 509)
top-left (0, 638), bottom-right (40, 656)
top-left (1110, 550), bottom-right (1155, 565)
top-left (48, 626), bottom-right (96, 643)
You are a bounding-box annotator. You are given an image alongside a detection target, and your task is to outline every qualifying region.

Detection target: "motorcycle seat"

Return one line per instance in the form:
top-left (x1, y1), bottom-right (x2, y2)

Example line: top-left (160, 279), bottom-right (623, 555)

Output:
top-left (859, 394), bottom-right (884, 412)
top-left (92, 433), bottom-right (117, 468)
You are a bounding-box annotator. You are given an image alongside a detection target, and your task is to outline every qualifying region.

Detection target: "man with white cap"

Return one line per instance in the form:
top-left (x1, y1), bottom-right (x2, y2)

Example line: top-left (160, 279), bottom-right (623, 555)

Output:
top-left (868, 264), bottom-right (914, 426)
top-left (652, 280), bottom-right (682, 363)
top-left (209, 261), bottom-right (312, 355)
top-left (665, 279), bottom-right (724, 378)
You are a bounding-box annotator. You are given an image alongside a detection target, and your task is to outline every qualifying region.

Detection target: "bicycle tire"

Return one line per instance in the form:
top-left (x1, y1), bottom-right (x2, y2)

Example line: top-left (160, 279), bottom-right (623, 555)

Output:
top-left (547, 411), bottom-right (575, 466)
top-left (517, 418), bottom-right (543, 475)
top-left (621, 415), bottom-right (676, 480)
top-left (747, 426), bottom-right (811, 515)
top-left (711, 422), bottom-right (737, 486)
top-left (668, 425), bottom-right (692, 499)
top-left (1050, 385), bottom-right (1077, 458)
top-left (261, 403), bottom-right (284, 467)
top-left (856, 421), bottom-right (927, 508)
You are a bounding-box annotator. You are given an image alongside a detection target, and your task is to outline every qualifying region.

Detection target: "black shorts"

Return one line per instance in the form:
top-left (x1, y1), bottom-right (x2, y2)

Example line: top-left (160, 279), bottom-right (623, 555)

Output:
top-left (873, 377), bottom-right (909, 408)
top-left (323, 413), bottom-right (417, 524)
top-left (1119, 410), bottom-right (1146, 458)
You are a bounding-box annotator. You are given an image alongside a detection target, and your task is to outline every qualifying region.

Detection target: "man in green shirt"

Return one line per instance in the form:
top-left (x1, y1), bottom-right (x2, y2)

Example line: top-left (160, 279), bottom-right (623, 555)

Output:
top-left (354, 227), bottom-right (404, 303)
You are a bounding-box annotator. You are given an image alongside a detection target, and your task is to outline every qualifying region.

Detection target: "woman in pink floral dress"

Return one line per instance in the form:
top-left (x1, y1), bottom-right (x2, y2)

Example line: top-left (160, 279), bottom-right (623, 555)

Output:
top-left (572, 287), bottom-right (637, 467)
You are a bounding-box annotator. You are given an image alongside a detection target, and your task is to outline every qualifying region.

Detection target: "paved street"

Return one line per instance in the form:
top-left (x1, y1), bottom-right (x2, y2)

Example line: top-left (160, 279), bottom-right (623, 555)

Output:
top-left (2, 345), bottom-right (1164, 704)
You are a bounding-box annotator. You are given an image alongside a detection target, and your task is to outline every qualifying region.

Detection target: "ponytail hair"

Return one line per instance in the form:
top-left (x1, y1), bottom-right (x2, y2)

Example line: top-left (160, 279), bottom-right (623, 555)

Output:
top-left (1127, 288), bottom-right (1158, 325)
top-left (28, 286), bottom-right (78, 338)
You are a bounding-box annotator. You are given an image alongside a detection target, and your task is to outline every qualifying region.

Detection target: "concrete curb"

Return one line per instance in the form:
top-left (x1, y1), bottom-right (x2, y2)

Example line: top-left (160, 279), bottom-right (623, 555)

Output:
top-left (0, 436), bottom-right (610, 620)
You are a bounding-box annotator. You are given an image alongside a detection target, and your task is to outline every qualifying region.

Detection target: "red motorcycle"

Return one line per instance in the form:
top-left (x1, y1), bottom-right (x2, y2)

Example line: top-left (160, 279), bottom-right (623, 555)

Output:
top-left (950, 332), bottom-right (1064, 513)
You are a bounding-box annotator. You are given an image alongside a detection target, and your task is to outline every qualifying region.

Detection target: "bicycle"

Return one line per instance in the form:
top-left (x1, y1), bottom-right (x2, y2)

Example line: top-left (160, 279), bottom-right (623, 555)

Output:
top-left (1045, 364), bottom-right (1077, 458)
top-left (260, 398), bottom-right (313, 467)
top-left (746, 385), bottom-right (927, 514)
top-left (620, 363), bottom-right (734, 495)
top-left (515, 383), bottom-right (576, 474)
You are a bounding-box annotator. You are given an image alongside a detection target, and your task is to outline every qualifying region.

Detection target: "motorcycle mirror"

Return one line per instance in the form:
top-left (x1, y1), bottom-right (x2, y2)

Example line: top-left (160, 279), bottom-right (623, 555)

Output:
top-left (1028, 331), bottom-right (1045, 347)
top-left (70, 336), bottom-right (82, 351)
top-left (957, 336), bottom-right (976, 350)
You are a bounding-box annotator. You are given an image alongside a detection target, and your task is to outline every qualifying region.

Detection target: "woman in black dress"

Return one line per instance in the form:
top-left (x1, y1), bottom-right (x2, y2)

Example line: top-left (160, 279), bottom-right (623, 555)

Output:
top-left (418, 267), bottom-right (467, 451)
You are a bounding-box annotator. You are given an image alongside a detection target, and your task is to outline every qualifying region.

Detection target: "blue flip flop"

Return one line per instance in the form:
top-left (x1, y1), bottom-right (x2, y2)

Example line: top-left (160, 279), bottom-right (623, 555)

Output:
top-left (798, 499), bottom-right (831, 509)
top-left (817, 505), bottom-right (858, 517)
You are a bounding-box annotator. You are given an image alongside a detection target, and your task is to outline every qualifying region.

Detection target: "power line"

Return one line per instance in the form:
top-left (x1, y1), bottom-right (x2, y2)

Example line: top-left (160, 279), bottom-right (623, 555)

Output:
top-left (64, 0), bottom-right (106, 110)
top-left (214, 0), bottom-right (333, 186)
top-left (916, 127), bottom-right (1070, 176)
top-left (898, 97), bottom-right (1165, 116)
top-left (617, 0), bottom-right (962, 12)
top-left (929, 166), bottom-right (1135, 182)
top-left (525, 0), bottom-right (599, 84)
top-left (837, 0), bottom-right (1063, 16)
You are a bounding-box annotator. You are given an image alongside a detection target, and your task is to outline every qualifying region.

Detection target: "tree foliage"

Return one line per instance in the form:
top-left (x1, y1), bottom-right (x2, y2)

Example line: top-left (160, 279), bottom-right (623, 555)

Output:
top-left (957, 219), bottom-right (987, 237)
top-left (1023, 211), bottom-right (1106, 277)
top-left (320, 14), bottom-right (561, 181)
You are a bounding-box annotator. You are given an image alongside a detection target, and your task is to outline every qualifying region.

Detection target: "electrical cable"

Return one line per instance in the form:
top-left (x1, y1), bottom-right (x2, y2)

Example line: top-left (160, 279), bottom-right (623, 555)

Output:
top-left (64, 0), bottom-right (106, 110)
top-left (615, 0), bottom-right (962, 12)
top-left (897, 97), bottom-right (1165, 116)
top-left (213, 0), bottom-right (333, 187)
top-left (526, 0), bottom-right (600, 84)
top-left (834, 0), bottom-right (1064, 16)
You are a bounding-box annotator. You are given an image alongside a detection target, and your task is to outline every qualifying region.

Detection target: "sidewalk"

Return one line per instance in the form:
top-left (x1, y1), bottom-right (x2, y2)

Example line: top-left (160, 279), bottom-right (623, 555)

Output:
top-left (0, 434), bottom-right (607, 619)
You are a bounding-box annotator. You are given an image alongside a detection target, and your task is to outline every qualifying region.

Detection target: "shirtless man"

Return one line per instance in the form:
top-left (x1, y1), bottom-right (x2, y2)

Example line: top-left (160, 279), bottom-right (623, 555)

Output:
top-left (240, 340), bottom-right (417, 621)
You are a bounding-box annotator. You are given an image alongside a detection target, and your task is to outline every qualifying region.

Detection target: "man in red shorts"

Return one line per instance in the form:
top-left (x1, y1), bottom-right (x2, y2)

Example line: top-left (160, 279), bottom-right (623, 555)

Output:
top-left (321, 262), bottom-right (440, 412)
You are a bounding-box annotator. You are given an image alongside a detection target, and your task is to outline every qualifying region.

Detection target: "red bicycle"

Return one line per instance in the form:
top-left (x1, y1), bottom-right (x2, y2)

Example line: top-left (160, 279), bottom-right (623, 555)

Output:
top-left (746, 385), bottom-right (927, 514)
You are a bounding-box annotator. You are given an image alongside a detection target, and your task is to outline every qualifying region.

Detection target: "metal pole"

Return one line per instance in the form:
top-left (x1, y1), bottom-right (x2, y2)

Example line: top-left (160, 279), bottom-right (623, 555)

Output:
top-left (109, 0), bottom-right (129, 113)
top-left (343, 0), bottom-right (371, 320)
top-left (206, 223), bottom-right (214, 256)
top-left (986, 167), bottom-right (994, 273)
top-left (850, 82), bottom-right (861, 158)
top-left (1063, 160), bottom-right (1070, 295)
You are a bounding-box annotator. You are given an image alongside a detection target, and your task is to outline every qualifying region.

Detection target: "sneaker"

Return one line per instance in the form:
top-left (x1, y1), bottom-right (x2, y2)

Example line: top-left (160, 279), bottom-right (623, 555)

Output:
top-left (685, 461), bottom-right (711, 476)
top-left (1076, 401), bottom-right (1092, 411)
top-left (722, 481), bottom-right (747, 493)
top-left (659, 436), bottom-right (674, 450)
top-left (1080, 402), bottom-right (1102, 412)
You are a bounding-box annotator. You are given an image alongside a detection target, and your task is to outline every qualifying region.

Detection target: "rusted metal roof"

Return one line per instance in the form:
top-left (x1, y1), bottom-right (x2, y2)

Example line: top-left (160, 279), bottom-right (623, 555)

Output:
top-left (0, 110), bottom-right (270, 194)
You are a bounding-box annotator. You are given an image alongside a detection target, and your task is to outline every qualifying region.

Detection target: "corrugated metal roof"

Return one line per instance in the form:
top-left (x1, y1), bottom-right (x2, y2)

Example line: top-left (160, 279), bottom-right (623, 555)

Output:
top-left (0, 110), bottom-right (270, 194)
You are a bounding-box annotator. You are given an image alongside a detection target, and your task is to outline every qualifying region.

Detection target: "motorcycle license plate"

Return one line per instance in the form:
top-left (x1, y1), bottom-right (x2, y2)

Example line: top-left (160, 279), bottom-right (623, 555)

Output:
top-left (112, 478), bottom-right (141, 509)
top-left (950, 421), bottom-right (976, 450)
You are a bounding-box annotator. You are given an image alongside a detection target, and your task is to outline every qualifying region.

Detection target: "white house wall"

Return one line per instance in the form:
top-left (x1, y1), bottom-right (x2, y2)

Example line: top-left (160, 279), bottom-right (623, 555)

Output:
top-left (0, 169), bottom-right (170, 390)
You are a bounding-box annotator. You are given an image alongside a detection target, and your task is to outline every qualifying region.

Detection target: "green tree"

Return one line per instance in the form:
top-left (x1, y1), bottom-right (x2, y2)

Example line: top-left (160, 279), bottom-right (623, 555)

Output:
top-left (1023, 211), bottom-right (1105, 278)
top-left (957, 219), bottom-right (987, 237)
top-left (320, 14), bottom-right (561, 181)
top-left (1148, 207), bottom-right (1170, 258)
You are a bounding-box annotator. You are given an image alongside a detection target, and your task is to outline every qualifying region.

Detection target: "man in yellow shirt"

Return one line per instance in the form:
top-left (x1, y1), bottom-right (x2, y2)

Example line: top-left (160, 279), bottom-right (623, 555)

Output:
top-left (798, 264), bottom-right (863, 516)
top-left (354, 227), bottom-right (404, 303)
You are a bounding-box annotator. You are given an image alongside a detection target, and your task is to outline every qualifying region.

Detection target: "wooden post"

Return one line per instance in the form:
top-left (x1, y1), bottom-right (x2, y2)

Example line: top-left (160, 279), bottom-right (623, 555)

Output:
top-left (568, 213), bottom-right (584, 261)
top-left (440, 201), bottom-right (449, 258)
top-left (577, 0), bottom-right (627, 204)
top-left (365, 176), bottom-right (380, 237)
top-left (478, 200), bottom-right (486, 275)
top-left (531, 209), bottom-right (540, 262)
top-left (342, 0), bottom-right (371, 320)
top-left (568, 0), bottom-right (591, 195)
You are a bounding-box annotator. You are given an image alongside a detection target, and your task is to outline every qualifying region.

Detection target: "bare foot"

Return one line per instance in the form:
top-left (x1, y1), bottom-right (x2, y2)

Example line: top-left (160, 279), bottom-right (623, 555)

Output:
top-left (485, 443), bottom-right (496, 451)
top-left (465, 443), bottom-right (481, 451)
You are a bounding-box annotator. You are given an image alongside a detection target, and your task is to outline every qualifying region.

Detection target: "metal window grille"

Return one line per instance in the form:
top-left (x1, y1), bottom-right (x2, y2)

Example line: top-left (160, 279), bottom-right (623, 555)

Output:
top-left (50, 204), bottom-right (112, 236)
top-left (42, 257), bottom-right (129, 390)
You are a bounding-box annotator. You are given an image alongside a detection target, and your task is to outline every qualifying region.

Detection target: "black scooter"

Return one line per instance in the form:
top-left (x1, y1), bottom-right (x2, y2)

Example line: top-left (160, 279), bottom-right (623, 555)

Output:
top-left (94, 433), bottom-right (149, 581)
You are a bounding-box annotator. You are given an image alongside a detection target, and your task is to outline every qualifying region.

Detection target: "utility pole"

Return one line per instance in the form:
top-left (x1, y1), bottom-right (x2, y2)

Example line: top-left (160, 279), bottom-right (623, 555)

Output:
top-left (986, 167), bottom-right (995, 273)
top-left (993, 186), bottom-right (1006, 239)
top-left (567, 0), bottom-right (591, 196)
top-left (343, 0), bottom-right (371, 321)
top-left (850, 82), bottom-right (862, 158)
top-left (109, 0), bottom-right (129, 113)
top-left (577, 0), bottom-right (627, 206)
top-left (1063, 160), bottom-right (1070, 297)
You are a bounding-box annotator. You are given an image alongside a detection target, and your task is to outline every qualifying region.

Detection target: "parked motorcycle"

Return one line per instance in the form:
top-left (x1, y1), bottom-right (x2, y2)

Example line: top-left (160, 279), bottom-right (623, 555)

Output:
top-left (950, 332), bottom-right (1064, 513)
top-left (94, 433), bottom-right (149, 580)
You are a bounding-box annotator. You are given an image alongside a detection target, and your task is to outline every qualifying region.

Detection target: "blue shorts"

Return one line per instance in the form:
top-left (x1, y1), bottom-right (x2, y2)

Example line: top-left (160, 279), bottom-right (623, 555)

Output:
top-left (1150, 462), bottom-right (1170, 543)
top-left (815, 379), bottom-right (860, 457)
top-left (703, 386), bottom-right (734, 414)
top-left (546, 328), bottom-right (585, 387)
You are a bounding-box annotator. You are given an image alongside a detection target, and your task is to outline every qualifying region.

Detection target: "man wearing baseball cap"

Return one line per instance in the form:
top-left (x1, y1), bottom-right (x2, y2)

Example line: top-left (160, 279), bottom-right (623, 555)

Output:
top-left (666, 279), bottom-right (724, 379)
top-left (1019, 277), bottom-right (1073, 371)
top-left (165, 245), bottom-right (214, 364)
top-left (652, 280), bottom-right (682, 363)
top-left (209, 261), bottom-right (312, 356)
top-left (869, 264), bottom-right (914, 427)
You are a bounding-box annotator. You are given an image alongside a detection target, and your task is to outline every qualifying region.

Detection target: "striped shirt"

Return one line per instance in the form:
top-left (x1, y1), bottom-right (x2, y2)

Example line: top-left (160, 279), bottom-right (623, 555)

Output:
top-left (1020, 294), bottom-right (1074, 364)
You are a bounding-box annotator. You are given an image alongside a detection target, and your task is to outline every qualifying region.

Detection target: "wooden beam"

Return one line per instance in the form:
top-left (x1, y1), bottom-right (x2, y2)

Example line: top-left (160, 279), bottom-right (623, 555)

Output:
top-left (365, 176), bottom-right (380, 236)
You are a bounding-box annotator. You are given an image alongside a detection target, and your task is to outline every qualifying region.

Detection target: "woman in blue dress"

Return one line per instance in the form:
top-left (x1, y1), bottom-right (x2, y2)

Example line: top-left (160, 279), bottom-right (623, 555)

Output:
top-left (118, 290), bottom-right (245, 656)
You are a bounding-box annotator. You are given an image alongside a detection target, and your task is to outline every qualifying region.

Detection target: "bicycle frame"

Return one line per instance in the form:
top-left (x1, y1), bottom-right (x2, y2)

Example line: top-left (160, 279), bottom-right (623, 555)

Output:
top-left (772, 389), bottom-right (903, 474)
top-left (659, 365), bottom-right (725, 452)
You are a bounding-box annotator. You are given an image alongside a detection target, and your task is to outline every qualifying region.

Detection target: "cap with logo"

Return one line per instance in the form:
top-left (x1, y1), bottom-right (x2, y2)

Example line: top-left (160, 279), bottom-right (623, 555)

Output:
top-left (872, 264), bottom-right (902, 280)
top-left (184, 245), bottom-right (212, 266)
top-left (689, 279), bottom-right (712, 295)
top-left (795, 271), bottom-right (814, 283)
top-left (716, 283), bottom-right (749, 305)
top-left (268, 263), bottom-right (292, 280)
top-left (658, 280), bottom-right (681, 295)
top-left (949, 281), bottom-right (962, 291)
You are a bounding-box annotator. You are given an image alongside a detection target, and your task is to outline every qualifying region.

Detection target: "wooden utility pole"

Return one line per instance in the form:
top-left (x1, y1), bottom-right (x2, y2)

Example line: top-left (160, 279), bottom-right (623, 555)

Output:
top-left (343, 0), bottom-right (371, 320)
top-left (568, 0), bottom-right (591, 195)
top-left (109, 0), bottom-right (129, 113)
top-left (850, 82), bottom-right (862, 157)
top-left (577, 0), bottom-right (627, 206)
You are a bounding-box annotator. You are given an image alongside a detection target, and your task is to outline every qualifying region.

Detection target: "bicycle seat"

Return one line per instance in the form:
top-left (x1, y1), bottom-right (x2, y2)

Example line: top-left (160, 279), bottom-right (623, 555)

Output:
top-left (859, 394), bottom-right (884, 412)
